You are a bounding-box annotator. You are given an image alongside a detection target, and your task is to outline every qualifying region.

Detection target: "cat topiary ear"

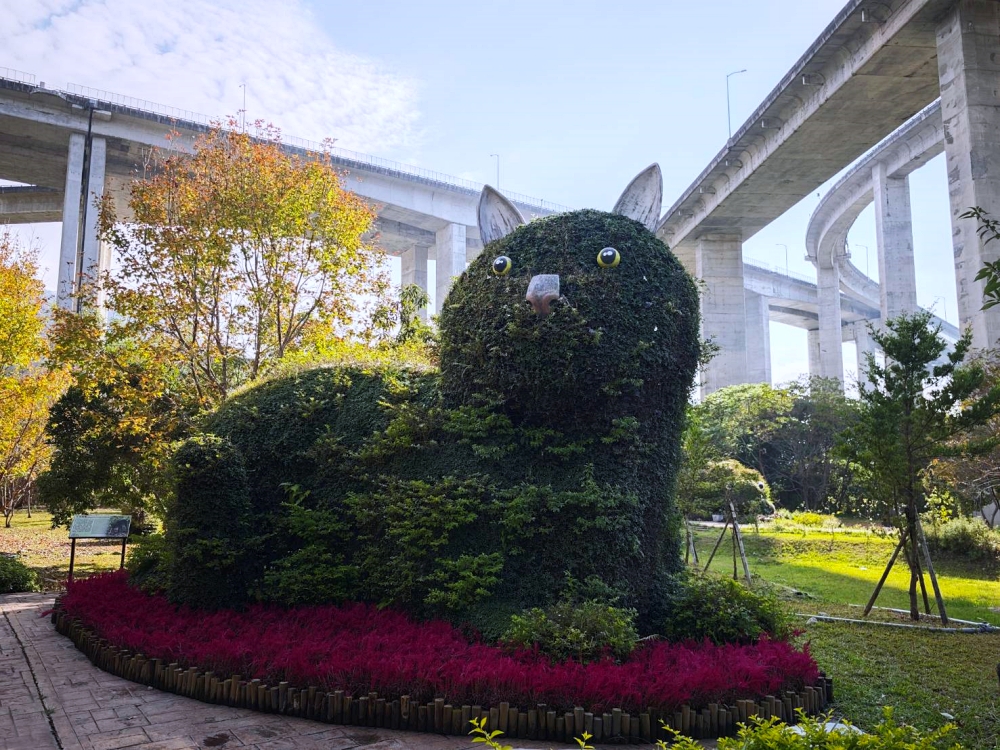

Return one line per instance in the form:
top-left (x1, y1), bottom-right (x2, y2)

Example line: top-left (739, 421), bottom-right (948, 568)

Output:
top-left (478, 186), bottom-right (526, 245)
top-left (612, 164), bottom-right (662, 231)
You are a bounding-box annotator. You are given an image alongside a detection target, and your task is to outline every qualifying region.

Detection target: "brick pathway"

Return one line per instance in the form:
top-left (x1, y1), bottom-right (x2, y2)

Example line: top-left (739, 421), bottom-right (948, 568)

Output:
top-left (3, 594), bottom-right (706, 750)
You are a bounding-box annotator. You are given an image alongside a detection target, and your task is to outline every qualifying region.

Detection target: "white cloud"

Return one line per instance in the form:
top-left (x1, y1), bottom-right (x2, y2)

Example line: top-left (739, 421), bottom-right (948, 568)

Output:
top-left (0, 0), bottom-right (421, 153)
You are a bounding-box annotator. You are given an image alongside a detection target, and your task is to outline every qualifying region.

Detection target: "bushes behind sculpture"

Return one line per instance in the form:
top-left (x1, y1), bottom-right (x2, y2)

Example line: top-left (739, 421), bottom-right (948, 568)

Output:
top-left (161, 167), bottom-right (702, 636)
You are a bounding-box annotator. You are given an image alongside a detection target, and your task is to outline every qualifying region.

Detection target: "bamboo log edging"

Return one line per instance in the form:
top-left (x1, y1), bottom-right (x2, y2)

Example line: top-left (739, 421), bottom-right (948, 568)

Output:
top-left (49, 601), bottom-right (833, 744)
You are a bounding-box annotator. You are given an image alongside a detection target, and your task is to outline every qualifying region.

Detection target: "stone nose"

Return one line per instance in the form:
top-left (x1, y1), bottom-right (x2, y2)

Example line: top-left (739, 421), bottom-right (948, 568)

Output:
top-left (525, 274), bottom-right (560, 317)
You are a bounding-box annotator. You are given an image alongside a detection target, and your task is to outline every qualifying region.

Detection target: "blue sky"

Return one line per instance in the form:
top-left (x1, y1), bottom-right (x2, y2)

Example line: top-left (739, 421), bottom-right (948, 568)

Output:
top-left (2, 0), bottom-right (957, 386)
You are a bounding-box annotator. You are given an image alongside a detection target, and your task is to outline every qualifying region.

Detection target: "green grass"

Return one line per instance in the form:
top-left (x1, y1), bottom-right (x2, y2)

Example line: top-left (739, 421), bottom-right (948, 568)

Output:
top-left (1, 509), bottom-right (126, 590)
top-left (691, 523), bottom-right (1000, 748)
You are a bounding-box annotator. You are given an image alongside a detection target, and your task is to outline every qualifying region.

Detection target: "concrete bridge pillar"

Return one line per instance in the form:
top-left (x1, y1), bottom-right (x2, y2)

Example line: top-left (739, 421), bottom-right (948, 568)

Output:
top-left (744, 290), bottom-right (771, 384)
top-left (817, 263), bottom-right (844, 385)
top-left (695, 234), bottom-right (747, 396)
top-left (81, 137), bottom-right (107, 308)
top-left (937, 0), bottom-right (1000, 349)
top-left (401, 244), bottom-right (430, 320)
top-left (853, 321), bottom-right (876, 383)
top-left (807, 329), bottom-right (821, 377)
top-left (872, 163), bottom-right (918, 320)
top-left (435, 223), bottom-right (467, 313)
top-left (57, 133), bottom-right (85, 310)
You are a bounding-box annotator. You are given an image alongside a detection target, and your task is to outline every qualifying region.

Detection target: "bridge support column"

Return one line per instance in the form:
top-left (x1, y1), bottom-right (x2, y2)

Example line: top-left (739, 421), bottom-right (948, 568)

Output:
top-left (57, 133), bottom-right (86, 310)
top-left (744, 291), bottom-right (771, 384)
top-left (696, 235), bottom-right (746, 396)
top-left (80, 137), bottom-right (107, 308)
top-left (937, 0), bottom-right (1000, 348)
top-left (854, 321), bottom-right (876, 382)
top-left (401, 244), bottom-right (429, 321)
top-left (807, 329), bottom-right (821, 377)
top-left (817, 264), bottom-right (844, 386)
top-left (872, 163), bottom-right (918, 320)
top-left (435, 223), bottom-right (466, 313)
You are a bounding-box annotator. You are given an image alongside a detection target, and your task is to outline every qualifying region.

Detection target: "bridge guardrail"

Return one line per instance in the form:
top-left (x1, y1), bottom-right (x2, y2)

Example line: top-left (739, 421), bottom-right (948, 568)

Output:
top-left (58, 81), bottom-right (570, 214)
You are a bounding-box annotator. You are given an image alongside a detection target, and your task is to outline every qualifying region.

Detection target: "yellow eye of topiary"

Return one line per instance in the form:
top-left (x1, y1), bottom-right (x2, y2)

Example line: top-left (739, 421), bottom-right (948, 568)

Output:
top-left (492, 256), bottom-right (512, 275)
top-left (597, 247), bottom-right (621, 268)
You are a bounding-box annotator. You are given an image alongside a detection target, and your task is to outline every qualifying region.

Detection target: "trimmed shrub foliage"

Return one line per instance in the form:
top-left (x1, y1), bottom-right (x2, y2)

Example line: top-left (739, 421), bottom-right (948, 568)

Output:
top-left (660, 573), bottom-right (792, 645)
top-left (124, 533), bottom-right (170, 593)
top-left (164, 209), bottom-right (702, 632)
top-left (62, 572), bottom-right (819, 715)
top-left (503, 600), bottom-right (639, 663)
top-left (165, 434), bottom-right (251, 609)
top-left (0, 555), bottom-right (38, 593)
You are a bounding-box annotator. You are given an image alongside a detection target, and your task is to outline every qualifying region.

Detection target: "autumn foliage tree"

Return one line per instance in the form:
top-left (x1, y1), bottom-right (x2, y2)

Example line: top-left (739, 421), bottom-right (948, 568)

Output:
top-left (40, 121), bottom-right (385, 526)
top-left (97, 119), bottom-right (384, 405)
top-left (0, 230), bottom-right (66, 527)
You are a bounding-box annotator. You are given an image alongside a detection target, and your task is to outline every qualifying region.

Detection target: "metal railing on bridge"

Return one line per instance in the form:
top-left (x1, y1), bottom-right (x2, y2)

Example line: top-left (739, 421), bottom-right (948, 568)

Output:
top-left (58, 82), bottom-right (571, 214)
top-left (743, 255), bottom-right (814, 284)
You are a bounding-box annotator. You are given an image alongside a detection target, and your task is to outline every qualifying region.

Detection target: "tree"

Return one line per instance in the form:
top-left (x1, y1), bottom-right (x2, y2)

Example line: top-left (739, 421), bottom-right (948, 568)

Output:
top-left (0, 230), bottom-right (67, 527)
top-left (839, 312), bottom-right (1000, 621)
top-left (96, 119), bottom-right (384, 405)
top-left (768, 378), bottom-right (860, 511)
top-left (693, 380), bottom-right (859, 511)
top-left (696, 383), bottom-right (793, 477)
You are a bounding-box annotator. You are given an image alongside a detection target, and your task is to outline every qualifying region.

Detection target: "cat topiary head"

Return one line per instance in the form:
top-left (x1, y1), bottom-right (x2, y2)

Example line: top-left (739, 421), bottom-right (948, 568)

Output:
top-left (439, 165), bottom-right (701, 430)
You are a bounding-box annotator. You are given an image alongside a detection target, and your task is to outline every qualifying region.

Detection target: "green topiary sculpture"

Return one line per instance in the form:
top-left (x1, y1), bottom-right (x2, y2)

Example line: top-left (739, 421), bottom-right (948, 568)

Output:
top-left (166, 165), bottom-right (701, 633)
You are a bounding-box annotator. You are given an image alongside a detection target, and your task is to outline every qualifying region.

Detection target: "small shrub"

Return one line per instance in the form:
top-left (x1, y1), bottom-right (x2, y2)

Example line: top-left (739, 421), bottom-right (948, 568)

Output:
top-left (792, 511), bottom-right (836, 528)
top-left (923, 515), bottom-right (1000, 563)
top-left (503, 600), bottom-right (639, 662)
top-left (124, 533), bottom-right (170, 593)
top-left (0, 554), bottom-right (39, 593)
top-left (703, 708), bottom-right (961, 749)
top-left (660, 573), bottom-right (791, 644)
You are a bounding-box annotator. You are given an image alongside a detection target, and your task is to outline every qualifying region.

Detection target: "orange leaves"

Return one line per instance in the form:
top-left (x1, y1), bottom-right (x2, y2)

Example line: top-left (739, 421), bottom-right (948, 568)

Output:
top-left (98, 120), bottom-right (384, 405)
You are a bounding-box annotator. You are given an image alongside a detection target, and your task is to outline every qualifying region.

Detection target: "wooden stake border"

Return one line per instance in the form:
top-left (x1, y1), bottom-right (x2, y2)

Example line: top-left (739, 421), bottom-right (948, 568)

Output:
top-left (49, 601), bottom-right (832, 744)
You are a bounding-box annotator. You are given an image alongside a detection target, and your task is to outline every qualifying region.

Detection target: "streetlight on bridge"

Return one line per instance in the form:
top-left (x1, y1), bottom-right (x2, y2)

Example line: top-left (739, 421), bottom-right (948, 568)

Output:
top-left (726, 69), bottom-right (747, 140)
top-left (776, 243), bottom-right (788, 274)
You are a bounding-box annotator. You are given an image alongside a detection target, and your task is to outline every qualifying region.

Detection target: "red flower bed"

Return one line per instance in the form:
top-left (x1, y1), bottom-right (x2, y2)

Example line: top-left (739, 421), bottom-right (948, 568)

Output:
top-left (60, 572), bottom-right (818, 715)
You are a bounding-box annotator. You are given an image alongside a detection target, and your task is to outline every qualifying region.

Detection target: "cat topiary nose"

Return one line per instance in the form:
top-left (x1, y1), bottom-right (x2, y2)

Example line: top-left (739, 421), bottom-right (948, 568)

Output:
top-left (525, 274), bottom-right (560, 317)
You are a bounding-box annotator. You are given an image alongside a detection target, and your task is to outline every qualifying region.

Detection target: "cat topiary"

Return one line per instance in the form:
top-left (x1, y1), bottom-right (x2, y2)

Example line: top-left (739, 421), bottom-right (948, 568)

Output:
top-left (165, 165), bottom-right (701, 634)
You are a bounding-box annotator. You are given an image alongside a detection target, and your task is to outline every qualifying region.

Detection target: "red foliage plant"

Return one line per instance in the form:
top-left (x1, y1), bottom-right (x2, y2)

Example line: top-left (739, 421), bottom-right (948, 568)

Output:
top-left (60, 572), bottom-right (818, 715)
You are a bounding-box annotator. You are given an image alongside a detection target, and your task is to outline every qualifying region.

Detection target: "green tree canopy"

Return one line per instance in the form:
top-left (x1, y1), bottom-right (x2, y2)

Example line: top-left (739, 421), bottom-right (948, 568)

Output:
top-left (839, 312), bottom-right (1000, 618)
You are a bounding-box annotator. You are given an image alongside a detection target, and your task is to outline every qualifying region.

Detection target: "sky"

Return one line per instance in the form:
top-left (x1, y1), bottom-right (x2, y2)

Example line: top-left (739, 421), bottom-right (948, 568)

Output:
top-left (0, 0), bottom-right (958, 387)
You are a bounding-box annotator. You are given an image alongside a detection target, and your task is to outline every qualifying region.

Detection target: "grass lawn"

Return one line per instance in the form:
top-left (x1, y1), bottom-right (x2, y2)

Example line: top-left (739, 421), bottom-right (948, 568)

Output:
top-left (1, 509), bottom-right (126, 590)
top-left (692, 523), bottom-right (1000, 748)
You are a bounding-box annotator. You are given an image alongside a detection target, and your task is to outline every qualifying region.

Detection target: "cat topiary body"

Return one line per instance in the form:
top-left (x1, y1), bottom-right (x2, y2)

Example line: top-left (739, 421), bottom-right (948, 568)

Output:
top-left (165, 166), bottom-right (701, 633)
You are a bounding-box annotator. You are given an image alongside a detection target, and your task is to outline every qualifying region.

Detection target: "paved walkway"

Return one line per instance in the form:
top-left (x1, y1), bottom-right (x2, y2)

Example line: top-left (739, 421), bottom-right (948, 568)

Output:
top-left (2, 594), bottom-right (703, 750)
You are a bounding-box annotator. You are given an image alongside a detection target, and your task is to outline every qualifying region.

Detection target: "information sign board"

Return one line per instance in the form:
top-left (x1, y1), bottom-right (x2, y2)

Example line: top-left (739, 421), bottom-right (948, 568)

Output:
top-left (69, 515), bottom-right (131, 539)
top-left (66, 515), bottom-right (132, 582)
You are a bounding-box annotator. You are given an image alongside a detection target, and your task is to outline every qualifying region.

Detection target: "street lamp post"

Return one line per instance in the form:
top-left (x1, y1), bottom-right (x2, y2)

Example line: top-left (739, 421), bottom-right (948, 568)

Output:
top-left (29, 86), bottom-right (104, 312)
top-left (855, 244), bottom-right (870, 278)
top-left (726, 69), bottom-right (747, 140)
top-left (933, 295), bottom-right (947, 320)
top-left (776, 243), bottom-right (788, 274)
top-left (490, 154), bottom-right (500, 189)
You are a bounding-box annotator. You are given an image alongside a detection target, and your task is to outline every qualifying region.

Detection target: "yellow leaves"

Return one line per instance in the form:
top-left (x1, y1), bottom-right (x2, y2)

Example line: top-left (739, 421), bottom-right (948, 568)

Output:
top-left (98, 120), bottom-right (385, 405)
top-left (0, 229), bottom-right (46, 372)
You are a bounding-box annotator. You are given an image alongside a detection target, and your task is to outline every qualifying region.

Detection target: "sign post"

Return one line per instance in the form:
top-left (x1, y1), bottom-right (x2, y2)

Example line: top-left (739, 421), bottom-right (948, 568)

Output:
top-left (67, 515), bottom-right (131, 583)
